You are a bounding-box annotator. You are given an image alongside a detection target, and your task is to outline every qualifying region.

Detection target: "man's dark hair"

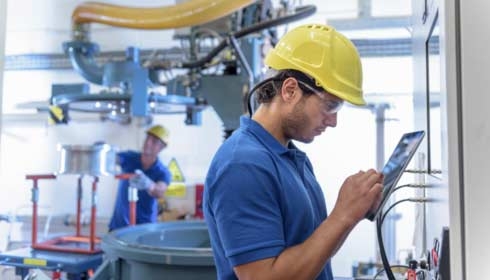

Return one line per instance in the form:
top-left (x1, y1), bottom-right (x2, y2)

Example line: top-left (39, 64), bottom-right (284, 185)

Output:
top-left (255, 77), bottom-right (283, 104)
top-left (254, 69), bottom-right (322, 104)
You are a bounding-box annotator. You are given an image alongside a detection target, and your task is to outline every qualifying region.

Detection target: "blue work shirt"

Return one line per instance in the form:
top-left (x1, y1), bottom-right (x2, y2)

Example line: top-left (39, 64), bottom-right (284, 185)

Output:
top-left (204, 116), bottom-right (334, 280)
top-left (108, 151), bottom-right (171, 231)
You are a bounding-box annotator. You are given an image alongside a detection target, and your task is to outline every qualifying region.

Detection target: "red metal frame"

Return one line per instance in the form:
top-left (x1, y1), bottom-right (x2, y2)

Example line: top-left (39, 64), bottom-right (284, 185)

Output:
top-left (25, 174), bottom-right (56, 247)
top-left (31, 236), bottom-right (101, 254)
top-left (24, 172), bottom-right (137, 255)
top-left (25, 174), bottom-right (101, 255)
top-left (115, 173), bottom-right (137, 226)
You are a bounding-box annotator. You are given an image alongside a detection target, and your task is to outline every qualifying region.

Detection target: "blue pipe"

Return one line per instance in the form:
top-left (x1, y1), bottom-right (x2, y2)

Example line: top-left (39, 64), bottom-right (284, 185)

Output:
top-left (63, 41), bottom-right (104, 85)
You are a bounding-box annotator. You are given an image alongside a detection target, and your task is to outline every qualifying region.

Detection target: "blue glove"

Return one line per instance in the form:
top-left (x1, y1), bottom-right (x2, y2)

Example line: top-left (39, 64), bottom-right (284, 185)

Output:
top-left (129, 169), bottom-right (155, 191)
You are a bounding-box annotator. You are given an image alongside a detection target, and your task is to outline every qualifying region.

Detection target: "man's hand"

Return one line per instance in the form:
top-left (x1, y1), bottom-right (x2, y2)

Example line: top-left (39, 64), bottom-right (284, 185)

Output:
top-left (129, 169), bottom-right (155, 191)
top-left (330, 169), bottom-right (384, 227)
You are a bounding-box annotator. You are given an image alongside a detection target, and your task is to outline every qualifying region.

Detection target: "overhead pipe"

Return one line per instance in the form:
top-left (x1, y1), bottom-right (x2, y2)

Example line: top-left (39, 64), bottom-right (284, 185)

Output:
top-left (66, 0), bottom-right (257, 84)
top-left (72, 0), bottom-right (256, 32)
top-left (66, 1), bottom-right (316, 88)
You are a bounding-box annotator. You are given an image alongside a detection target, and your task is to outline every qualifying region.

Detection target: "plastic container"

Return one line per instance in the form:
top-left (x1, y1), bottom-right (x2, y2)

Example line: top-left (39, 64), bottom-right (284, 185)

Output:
top-left (92, 221), bottom-right (216, 280)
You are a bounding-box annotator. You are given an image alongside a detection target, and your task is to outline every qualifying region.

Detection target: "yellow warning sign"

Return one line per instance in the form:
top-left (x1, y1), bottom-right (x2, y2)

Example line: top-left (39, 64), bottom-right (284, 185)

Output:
top-left (168, 158), bottom-right (185, 182)
top-left (165, 182), bottom-right (187, 197)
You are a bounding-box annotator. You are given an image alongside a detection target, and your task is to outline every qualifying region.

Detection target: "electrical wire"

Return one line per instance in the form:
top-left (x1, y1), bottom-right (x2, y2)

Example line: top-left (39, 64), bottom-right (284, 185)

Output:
top-left (175, 5), bottom-right (316, 69)
top-left (376, 215), bottom-right (397, 280)
top-left (376, 197), bottom-right (431, 280)
top-left (372, 264), bottom-right (409, 280)
top-left (381, 198), bottom-right (430, 225)
top-left (380, 198), bottom-right (412, 225)
top-left (393, 183), bottom-right (427, 192)
top-left (381, 184), bottom-right (428, 226)
top-left (190, 27), bottom-right (224, 75)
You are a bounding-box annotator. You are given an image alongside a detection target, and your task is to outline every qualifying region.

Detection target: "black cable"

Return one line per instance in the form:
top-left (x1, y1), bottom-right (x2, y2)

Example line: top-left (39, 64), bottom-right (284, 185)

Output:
top-left (372, 264), bottom-right (409, 280)
top-left (393, 183), bottom-right (427, 192)
top-left (176, 5), bottom-right (317, 69)
top-left (377, 198), bottom-right (429, 280)
top-left (381, 184), bottom-right (427, 231)
top-left (380, 198), bottom-right (413, 225)
top-left (246, 76), bottom-right (276, 116)
top-left (381, 198), bottom-right (429, 225)
top-left (376, 214), bottom-right (396, 280)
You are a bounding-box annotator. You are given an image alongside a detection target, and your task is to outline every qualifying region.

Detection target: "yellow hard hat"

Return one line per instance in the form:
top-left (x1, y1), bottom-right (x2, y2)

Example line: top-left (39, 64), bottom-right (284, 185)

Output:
top-left (264, 24), bottom-right (365, 105)
top-left (146, 125), bottom-right (169, 145)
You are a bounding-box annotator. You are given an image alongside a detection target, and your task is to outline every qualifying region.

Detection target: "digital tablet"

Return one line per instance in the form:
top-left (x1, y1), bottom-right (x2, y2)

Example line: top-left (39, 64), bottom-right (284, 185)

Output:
top-left (365, 130), bottom-right (426, 221)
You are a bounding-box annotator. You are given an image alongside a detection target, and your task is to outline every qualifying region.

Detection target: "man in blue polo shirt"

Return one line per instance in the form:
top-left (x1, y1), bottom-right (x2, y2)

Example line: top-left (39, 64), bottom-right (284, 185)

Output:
top-left (109, 125), bottom-right (172, 231)
top-left (204, 24), bottom-right (383, 279)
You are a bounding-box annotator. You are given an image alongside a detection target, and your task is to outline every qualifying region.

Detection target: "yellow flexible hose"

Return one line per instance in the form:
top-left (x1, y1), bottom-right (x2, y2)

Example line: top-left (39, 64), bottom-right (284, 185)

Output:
top-left (72, 0), bottom-right (256, 29)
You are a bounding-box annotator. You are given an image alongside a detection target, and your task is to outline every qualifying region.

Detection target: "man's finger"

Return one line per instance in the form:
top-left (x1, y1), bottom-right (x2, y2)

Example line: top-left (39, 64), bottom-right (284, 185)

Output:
top-left (368, 183), bottom-right (383, 199)
top-left (359, 171), bottom-right (383, 188)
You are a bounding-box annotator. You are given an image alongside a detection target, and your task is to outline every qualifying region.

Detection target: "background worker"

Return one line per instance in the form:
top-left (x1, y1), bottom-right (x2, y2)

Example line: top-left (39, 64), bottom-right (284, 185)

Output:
top-left (108, 125), bottom-right (172, 232)
top-left (204, 24), bottom-right (383, 280)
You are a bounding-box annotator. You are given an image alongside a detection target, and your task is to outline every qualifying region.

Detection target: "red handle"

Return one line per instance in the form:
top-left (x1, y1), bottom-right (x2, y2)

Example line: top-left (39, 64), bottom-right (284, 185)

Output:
top-left (115, 173), bottom-right (135, 180)
top-left (129, 201), bottom-right (137, 225)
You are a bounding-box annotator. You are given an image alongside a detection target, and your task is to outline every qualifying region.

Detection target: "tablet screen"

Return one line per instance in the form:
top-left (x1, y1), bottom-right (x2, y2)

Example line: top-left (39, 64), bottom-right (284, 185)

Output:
top-left (365, 130), bottom-right (425, 221)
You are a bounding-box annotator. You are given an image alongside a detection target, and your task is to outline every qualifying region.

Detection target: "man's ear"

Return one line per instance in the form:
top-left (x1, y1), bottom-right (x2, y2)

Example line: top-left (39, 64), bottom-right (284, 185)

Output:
top-left (281, 77), bottom-right (299, 101)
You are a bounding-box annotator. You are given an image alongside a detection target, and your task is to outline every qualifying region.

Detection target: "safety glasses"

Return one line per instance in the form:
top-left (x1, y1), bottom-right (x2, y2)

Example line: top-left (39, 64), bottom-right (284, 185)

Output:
top-left (296, 80), bottom-right (344, 114)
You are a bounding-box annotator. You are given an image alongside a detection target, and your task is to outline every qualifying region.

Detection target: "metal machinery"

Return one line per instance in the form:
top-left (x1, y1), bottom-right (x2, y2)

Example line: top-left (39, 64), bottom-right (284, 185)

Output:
top-left (52, 0), bottom-right (317, 138)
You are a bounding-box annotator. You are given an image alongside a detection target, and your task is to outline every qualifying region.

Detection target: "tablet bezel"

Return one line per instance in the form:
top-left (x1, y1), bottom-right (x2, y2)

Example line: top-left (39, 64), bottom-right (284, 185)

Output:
top-left (365, 130), bottom-right (426, 221)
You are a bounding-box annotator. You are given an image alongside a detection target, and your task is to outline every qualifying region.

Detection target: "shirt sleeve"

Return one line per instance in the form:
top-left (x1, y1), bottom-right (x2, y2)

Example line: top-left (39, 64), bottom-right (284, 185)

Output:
top-left (117, 151), bottom-right (132, 171)
top-left (158, 166), bottom-right (172, 185)
top-left (208, 161), bottom-right (285, 266)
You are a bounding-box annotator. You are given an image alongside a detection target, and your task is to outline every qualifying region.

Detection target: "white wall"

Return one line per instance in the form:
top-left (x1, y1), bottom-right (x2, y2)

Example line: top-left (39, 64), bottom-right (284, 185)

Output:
top-left (0, 0), bottom-right (6, 168)
top-left (458, 0), bottom-right (490, 278)
top-left (5, 0), bottom-right (178, 54)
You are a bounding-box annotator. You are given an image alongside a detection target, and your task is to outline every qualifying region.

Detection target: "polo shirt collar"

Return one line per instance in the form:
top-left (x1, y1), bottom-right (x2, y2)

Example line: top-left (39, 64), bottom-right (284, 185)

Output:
top-left (240, 116), bottom-right (304, 157)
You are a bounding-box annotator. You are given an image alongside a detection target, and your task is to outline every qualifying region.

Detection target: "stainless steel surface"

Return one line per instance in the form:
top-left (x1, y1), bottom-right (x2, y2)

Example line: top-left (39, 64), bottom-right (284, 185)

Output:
top-left (58, 143), bottom-right (117, 176)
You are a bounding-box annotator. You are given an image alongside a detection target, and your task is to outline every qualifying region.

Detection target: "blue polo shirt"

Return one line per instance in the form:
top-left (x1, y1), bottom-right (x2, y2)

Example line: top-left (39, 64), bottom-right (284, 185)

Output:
top-left (109, 151), bottom-right (171, 231)
top-left (204, 116), bottom-right (334, 280)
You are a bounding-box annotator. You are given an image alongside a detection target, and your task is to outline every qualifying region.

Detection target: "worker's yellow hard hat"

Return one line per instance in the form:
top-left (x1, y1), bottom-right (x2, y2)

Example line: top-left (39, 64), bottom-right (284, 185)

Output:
top-left (146, 125), bottom-right (169, 145)
top-left (264, 24), bottom-right (365, 105)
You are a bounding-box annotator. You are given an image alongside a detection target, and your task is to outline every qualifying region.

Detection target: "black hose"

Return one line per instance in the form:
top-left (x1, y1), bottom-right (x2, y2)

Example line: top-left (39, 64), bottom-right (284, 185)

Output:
top-left (381, 198), bottom-right (412, 225)
top-left (171, 5), bottom-right (317, 69)
top-left (376, 215), bottom-right (396, 280)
